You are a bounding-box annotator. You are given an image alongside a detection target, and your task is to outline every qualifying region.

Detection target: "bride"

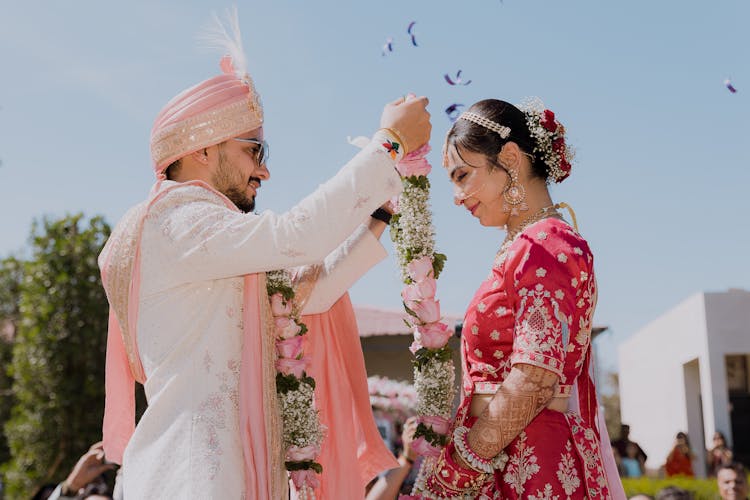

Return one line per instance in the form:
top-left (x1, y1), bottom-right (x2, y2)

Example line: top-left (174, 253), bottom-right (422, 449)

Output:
top-left (417, 98), bottom-right (623, 499)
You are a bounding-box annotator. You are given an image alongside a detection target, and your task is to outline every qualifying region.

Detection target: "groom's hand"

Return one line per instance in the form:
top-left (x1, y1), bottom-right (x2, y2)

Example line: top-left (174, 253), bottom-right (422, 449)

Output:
top-left (380, 95), bottom-right (431, 154)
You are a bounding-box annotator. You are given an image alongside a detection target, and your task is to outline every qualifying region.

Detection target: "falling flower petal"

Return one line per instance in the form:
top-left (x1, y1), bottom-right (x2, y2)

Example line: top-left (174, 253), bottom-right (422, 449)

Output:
top-left (382, 37), bottom-right (394, 56)
top-left (725, 78), bottom-right (738, 93)
top-left (444, 69), bottom-right (472, 86)
top-left (407, 21), bottom-right (418, 46)
top-left (445, 103), bottom-right (464, 122)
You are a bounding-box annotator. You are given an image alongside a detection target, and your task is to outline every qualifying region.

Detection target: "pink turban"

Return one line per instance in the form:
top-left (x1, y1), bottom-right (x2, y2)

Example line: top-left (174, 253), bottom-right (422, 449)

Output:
top-left (149, 56), bottom-right (264, 175)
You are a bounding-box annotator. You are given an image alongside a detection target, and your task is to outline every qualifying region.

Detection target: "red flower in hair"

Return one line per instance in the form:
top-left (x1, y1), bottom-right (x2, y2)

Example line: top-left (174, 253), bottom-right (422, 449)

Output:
top-left (542, 109), bottom-right (558, 132)
top-left (552, 137), bottom-right (565, 152)
top-left (558, 159), bottom-right (572, 182)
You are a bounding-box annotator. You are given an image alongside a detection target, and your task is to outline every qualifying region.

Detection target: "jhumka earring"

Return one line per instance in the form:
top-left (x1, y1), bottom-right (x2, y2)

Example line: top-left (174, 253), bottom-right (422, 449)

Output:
top-left (502, 169), bottom-right (528, 216)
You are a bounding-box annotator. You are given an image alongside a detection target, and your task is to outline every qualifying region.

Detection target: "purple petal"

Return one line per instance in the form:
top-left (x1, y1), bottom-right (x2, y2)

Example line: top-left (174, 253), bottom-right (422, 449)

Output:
top-left (407, 21), bottom-right (416, 34)
top-left (411, 34), bottom-right (418, 47)
top-left (445, 103), bottom-right (464, 122)
top-left (444, 74), bottom-right (456, 85)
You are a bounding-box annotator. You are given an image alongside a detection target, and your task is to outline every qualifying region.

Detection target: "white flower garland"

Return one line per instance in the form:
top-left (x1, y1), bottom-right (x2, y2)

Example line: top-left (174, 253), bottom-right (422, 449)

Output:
top-left (390, 145), bottom-right (456, 462)
top-left (267, 270), bottom-right (324, 499)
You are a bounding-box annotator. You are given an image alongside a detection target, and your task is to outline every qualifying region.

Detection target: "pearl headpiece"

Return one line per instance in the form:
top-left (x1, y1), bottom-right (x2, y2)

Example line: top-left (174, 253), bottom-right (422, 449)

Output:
top-left (458, 112), bottom-right (511, 139)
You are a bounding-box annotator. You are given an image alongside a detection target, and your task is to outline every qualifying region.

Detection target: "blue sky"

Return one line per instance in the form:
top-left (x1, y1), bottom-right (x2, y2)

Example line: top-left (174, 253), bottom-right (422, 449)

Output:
top-left (0, 1), bottom-right (748, 372)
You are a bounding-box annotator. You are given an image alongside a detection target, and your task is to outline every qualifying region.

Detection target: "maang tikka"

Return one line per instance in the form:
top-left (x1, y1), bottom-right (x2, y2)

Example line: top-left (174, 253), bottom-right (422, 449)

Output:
top-left (502, 168), bottom-right (528, 215)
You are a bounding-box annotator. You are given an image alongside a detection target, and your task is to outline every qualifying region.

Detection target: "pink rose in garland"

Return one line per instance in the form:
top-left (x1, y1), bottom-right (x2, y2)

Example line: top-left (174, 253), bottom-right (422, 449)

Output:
top-left (412, 298), bottom-right (441, 325)
top-left (275, 316), bottom-right (303, 339)
top-left (396, 144), bottom-right (432, 177)
top-left (276, 357), bottom-right (310, 378)
top-left (287, 444), bottom-right (321, 462)
top-left (401, 277), bottom-right (437, 308)
top-left (411, 436), bottom-right (442, 458)
top-left (419, 415), bottom-right (451, 435)
top-left (270, 293), bottom-right (293, 316)
top-left (276, 335), bottom-right (304, 359)
top-left (416, 322), bottom-right (451, 349)
top-left (407, 256), bottom-right (434, 282)
top-left (291, 470), bottom-right (321, 490)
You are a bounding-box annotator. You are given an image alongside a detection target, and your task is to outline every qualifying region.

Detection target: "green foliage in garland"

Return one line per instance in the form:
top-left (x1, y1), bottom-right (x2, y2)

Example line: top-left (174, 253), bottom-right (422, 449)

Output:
top-left (413, 346), bottom-right (452, 371)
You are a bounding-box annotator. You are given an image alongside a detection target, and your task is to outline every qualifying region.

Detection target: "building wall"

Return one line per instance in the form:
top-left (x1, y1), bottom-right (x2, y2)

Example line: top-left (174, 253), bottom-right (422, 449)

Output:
top-left (618, 292), bottom-right (708, 474)
top-left (619, 289), bottom-right (750, 476)
top-left (361, 335), bottom-right (463, 405)
top-left (704, 290), bottom-right (750, 462)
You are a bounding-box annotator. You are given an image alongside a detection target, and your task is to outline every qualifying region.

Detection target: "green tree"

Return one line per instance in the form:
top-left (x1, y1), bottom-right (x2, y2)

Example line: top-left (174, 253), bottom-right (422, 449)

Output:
top-left (2, 214), bottom-right (110, 498)
top-left (0, 256), bottom-right (23, 468)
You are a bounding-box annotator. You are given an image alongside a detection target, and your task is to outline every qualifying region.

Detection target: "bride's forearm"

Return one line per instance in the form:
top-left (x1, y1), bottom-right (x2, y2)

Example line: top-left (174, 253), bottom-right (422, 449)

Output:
top-left (466, 364), bottom-right (558, 459)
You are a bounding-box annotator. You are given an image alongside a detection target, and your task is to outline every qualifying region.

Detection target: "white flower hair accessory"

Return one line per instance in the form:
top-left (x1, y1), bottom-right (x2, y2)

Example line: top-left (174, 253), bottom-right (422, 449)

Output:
top-left (517, 97), bottom-right (575, 183)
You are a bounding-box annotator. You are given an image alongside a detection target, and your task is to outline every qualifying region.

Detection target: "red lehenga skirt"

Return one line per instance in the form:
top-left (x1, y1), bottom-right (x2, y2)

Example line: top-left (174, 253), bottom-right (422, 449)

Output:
top-left (454, 399), bottom-right (611, 499)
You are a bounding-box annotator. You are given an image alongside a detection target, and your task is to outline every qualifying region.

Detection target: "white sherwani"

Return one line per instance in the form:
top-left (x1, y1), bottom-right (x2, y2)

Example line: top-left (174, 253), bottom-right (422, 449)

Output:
top-left (100, 137), bottom-right (402, 499)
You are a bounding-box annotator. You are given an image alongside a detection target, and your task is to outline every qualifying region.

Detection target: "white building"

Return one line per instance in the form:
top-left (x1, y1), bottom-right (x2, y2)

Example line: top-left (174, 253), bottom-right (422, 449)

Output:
top-left (618, 289), bottom-right (750, 476)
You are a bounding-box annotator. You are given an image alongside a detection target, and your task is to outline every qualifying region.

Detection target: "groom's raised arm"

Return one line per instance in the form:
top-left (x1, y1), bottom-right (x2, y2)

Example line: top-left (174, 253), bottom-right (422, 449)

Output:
top-left (296, 215), bottom-right (390, 315)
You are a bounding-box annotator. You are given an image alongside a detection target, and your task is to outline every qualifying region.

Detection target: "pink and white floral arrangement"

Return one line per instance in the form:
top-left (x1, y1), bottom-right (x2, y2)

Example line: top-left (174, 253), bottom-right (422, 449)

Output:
top-left (391, 145), bottom-right (455, 460)
top-left (267, 270), bottom-right (324, 500)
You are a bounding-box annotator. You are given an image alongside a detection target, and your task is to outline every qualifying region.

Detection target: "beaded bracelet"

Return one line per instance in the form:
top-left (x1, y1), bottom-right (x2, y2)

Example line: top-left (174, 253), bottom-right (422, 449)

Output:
top-left (452, 425), bottom-right (509, 474)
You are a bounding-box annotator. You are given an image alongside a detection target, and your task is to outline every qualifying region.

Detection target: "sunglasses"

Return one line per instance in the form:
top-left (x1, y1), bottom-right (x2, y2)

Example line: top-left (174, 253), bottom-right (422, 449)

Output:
top-left (233, 137), bottom-right (270, 165)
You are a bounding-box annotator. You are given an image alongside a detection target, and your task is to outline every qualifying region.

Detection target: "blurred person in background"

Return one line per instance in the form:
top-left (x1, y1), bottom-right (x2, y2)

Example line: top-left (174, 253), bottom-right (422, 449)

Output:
top-left (708, 431), bottom-right (734, 477)
top-left (717, 462), bottom-right (748, 500)
top-left (665, 432), bottom-right (695, 477)
top-left (48, 442), bottom-right (114, 500)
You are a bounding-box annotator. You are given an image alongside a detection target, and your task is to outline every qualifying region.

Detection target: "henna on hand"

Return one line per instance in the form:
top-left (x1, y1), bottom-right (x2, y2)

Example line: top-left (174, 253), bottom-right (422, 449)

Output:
top-left (467, 363), bottom-right (558, 458)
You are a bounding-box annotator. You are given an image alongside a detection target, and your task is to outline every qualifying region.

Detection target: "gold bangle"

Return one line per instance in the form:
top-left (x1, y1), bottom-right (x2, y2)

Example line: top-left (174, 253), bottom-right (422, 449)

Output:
top-left (379, 127), bottom-right (409, 156)
top-left (399, 453), bottom-right (415, 465)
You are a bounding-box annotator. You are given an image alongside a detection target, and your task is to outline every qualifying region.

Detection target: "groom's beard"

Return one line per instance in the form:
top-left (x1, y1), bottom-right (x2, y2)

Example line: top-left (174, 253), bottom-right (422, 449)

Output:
top-left (223, 177), bottom-right (261, 214)
top-left (212, 147), bottom-right (261, 214)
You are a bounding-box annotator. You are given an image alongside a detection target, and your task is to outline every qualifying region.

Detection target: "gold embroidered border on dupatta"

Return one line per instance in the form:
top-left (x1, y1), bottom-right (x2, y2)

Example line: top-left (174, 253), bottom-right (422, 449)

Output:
top-left (99, 202), bottom-right (148, 383)
top-left (258, 273), bottom-right (288, 499)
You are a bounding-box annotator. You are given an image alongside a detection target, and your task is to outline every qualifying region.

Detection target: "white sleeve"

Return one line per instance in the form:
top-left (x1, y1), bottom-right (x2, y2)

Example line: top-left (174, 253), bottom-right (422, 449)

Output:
top-left (301, 224), bottom-right (388, 315)
top-left (146, 132), bottom-right (402, 287)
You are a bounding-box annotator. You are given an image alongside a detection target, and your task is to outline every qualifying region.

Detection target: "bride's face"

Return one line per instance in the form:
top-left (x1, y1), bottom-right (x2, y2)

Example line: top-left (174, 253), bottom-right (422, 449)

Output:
top-left (445, 145), bottom-right (510, 227)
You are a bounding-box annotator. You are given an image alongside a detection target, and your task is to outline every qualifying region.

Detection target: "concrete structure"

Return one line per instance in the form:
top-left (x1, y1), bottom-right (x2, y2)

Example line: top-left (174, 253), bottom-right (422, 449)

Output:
top-left (618, 289), bottom-right (750, 476)
top-left (354, 305), bottom-right (463, 385)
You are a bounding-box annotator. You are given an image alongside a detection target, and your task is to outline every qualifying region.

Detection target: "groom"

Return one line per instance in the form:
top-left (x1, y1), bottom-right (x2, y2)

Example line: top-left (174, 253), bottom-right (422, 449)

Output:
top-left (99, 39), bottom-right (430, 500)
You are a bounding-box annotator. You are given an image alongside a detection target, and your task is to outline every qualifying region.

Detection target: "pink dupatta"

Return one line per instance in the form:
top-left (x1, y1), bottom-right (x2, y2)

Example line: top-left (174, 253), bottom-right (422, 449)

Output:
top-left (302, 293), bottom-right (399, 498)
